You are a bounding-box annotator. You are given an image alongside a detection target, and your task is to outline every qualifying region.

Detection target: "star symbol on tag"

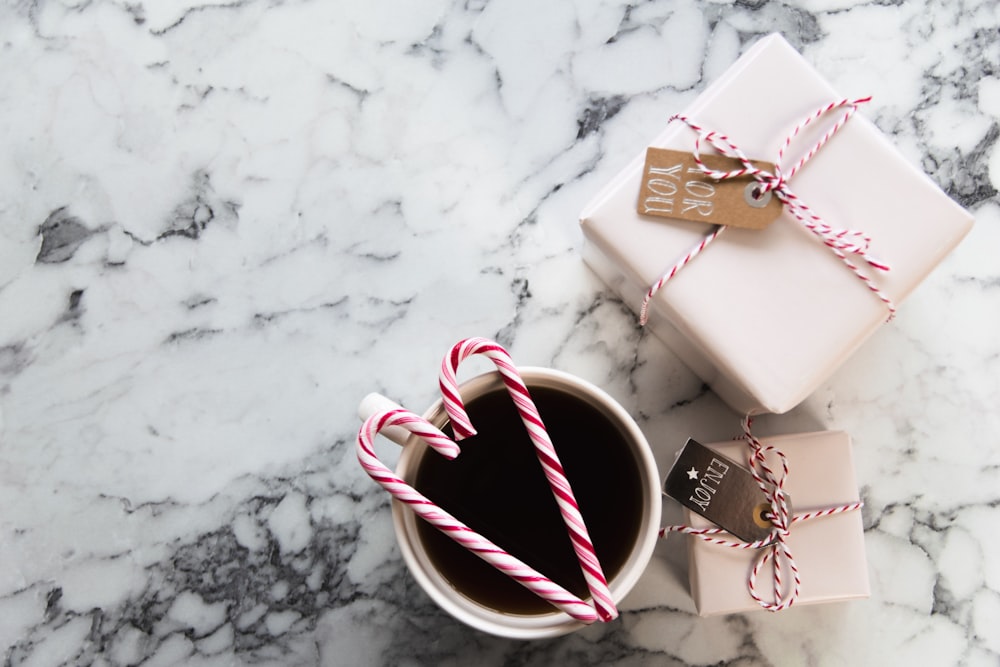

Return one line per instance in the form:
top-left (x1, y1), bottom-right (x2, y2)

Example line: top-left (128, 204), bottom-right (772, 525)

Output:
top-left (687, 467), bottom-right (699, 480)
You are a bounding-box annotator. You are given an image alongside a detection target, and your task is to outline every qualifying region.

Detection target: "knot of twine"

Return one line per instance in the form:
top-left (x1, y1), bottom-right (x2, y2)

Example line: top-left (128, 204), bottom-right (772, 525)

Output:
top-left (659, 416), bottom-right (863, 612)
top-left (639, 97), bottom-right (896, 326)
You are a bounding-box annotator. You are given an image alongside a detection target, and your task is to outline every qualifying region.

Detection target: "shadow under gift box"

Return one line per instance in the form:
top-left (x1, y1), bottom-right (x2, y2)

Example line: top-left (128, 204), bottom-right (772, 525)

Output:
top-left (580, 33), bottom-right (974, 415)
top-left (686, 431), bottom-right (867, 616)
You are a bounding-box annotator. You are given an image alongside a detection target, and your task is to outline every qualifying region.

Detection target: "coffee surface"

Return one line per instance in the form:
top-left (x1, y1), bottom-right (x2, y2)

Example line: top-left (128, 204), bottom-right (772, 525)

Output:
top-left (415, 386), bottom-right (643, 615)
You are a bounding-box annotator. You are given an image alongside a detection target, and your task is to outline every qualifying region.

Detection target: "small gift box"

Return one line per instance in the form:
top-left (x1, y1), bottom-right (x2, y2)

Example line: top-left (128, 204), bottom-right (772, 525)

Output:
top-left (684, 431), bottom-right (868, 616)
top-left (580, 33), bottom-right (974, 414)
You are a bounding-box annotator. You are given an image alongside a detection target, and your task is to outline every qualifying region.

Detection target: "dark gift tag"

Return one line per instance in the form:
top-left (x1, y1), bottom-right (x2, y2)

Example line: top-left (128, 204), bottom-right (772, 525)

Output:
top-left (637, 148), bottom-right (783, 230)
top-left (664, 439), bottom-right (790, 545)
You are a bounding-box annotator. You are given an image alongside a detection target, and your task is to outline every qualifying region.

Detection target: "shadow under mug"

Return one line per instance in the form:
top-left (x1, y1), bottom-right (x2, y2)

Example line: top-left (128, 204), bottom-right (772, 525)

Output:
top-left (359, 367), bottom-right (661, 639)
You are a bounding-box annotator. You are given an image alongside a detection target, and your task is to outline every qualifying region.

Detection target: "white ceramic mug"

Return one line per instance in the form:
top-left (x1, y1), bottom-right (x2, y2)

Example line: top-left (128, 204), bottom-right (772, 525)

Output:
top-left (358, 367), bottom-right (661, 639)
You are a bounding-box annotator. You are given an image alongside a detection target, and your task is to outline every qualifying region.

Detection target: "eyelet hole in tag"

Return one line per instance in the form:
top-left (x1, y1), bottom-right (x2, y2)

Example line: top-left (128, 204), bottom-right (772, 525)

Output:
top-left (637, 148), bottom-right (782, 230)
top-left (744, 182), bottom-right (772, 209)
top-left (752, 502), bottom-right (772, 529)
top-left (663, 439), bottom-right (791, 545)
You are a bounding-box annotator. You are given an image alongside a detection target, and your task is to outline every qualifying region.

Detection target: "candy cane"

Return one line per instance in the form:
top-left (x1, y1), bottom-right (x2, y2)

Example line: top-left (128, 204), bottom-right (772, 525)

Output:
top-left (356, 407), bottom-right (601, 622)
top-left (439, 337), bottom-right (618, 622)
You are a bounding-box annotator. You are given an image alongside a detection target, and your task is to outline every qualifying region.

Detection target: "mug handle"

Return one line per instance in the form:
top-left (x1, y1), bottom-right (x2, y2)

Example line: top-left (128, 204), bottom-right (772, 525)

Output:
top-left (358, 393), bottom-right (412, 447)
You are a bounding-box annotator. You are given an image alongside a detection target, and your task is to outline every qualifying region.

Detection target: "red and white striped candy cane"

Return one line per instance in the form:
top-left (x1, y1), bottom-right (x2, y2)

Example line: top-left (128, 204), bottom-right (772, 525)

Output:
top-left (439, 337), bottom-right (618, 622)
top-left (356, 407), bottom-right (601, 623)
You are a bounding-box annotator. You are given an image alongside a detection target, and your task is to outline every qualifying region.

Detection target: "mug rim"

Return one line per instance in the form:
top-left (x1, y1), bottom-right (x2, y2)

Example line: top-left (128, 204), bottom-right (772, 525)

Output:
top-left (391, 367), bottom-right (661, 639)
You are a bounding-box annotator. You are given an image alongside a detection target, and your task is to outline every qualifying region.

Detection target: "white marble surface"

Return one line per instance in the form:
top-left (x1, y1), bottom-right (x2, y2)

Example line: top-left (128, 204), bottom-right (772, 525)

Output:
top-left (1, 1), bottom-right (998, 665)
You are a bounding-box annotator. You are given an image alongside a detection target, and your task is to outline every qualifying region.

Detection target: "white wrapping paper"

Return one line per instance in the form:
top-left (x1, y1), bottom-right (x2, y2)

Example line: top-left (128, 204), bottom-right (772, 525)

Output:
top-left (580, 34), bottom-right (974, 414)
top-left (686, 431), bottom-right (868, 616)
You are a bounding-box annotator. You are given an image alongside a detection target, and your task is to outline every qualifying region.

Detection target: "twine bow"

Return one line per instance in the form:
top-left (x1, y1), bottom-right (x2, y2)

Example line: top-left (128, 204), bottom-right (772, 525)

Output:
top-left (660, 416), bottom-right (864, 612)
top-left (639, 97), bottom-right (896, 326)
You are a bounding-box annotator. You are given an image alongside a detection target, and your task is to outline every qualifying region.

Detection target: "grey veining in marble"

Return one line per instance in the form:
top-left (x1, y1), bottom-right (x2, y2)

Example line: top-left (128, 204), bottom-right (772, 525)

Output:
top-left (1, 0), bottom-right (999, 665)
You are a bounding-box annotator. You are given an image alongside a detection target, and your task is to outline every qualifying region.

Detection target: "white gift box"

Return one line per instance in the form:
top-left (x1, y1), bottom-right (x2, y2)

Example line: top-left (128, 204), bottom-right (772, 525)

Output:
top-left (580, 34), bottom-right (974, 414)
top-left (686, 431), bottom-right (868, 616)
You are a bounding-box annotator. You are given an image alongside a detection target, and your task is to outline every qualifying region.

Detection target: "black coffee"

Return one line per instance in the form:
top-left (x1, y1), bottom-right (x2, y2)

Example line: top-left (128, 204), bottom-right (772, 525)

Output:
top-left (414, 385), bottom-right (643, 615)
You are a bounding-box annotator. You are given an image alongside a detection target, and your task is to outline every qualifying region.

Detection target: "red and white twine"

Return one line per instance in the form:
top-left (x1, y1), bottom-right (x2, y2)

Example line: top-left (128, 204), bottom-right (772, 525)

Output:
top-left (638, 97), bottom-right (896, 326)
top-left (659, 416), bottom-right (864, 612)
top-left (357, 338), bottom-right (616, 624)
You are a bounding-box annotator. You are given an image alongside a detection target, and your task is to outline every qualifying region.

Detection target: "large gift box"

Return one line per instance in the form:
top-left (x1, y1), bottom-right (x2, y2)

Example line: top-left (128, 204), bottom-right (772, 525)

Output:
top-left (580, 34), bottom-right (974, 414)
top-left (685, 431), bottom-right (868, 616)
